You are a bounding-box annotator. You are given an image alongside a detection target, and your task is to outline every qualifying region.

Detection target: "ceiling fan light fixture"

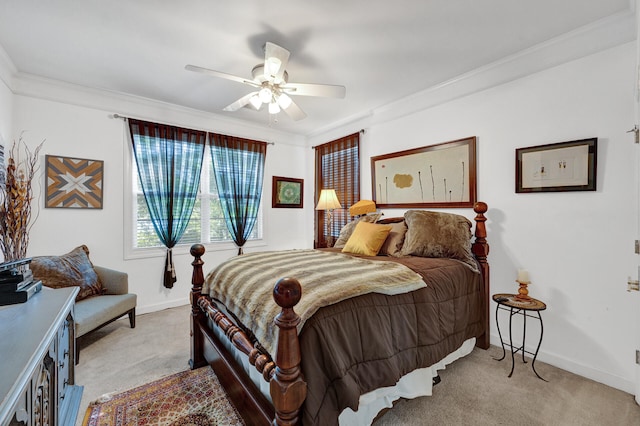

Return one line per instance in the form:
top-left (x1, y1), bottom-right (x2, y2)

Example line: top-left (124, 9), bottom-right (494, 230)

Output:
top-left (186, 41), bottom-right (345, 121)
top-left (249, 95), bottom-right (262, 110)
top-left (268, 101), bottom-right (281, 114)
top-left (259, 87), bottom-right (273, 104)
top-left (278, 93), bottom-right (292, 110)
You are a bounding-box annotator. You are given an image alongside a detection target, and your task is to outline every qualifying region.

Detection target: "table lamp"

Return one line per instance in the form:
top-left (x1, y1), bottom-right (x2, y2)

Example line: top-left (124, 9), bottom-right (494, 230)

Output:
top-left (316, 189), bottom-right (342, 247)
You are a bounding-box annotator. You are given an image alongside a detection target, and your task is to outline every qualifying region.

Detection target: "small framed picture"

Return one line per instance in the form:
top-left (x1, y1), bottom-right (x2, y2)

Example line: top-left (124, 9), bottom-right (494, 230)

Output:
top-left (45, 155), bottom-right (104, 208)
top-left (272, 176), bottom-right (303, 208)
top-left (516, 138), bottom-right (597, 193)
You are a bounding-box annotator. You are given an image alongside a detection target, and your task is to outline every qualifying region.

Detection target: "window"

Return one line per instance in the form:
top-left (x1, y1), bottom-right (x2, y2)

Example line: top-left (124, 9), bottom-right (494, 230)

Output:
top-left (133, 147), bottom-right (262, 250)
top-left (314, 132), bottom-right (360, 247)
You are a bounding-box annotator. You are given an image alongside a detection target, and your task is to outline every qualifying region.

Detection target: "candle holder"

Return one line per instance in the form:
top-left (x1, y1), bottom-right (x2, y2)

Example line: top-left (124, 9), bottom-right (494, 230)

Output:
top-left (515, 280), bottom-right (531, 301)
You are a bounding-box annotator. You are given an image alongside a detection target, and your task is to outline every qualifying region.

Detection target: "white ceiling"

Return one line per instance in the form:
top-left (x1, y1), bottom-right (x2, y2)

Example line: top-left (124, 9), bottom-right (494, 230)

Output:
top-left (0, 1), bottom-right (634, 136)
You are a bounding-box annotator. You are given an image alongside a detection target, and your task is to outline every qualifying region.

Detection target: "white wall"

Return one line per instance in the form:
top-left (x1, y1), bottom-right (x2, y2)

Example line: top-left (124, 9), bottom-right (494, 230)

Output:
top-left (0, 64), bottom-right (12, 159)
top-left (10, 90), bottom-right (313, 314)
top-left (0, 48), bottom-right (13, 264)
top-left (311, 42), bottom-right (638, 394)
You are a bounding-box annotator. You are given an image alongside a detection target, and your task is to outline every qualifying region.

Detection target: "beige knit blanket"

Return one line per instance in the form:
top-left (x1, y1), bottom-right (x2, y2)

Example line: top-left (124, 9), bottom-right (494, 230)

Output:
top-left (202, 249), bottom-right (426, 356)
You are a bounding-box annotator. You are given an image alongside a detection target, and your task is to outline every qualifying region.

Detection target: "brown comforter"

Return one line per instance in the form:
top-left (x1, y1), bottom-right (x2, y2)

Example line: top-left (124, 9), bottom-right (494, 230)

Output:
top-left (299, 249), bottom-right (483, 425)
top-left (202, 249), bottom-right (426, 357)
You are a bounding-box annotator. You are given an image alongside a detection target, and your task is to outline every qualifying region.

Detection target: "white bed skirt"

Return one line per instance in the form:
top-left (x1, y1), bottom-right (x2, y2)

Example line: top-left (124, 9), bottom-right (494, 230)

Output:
top-left (338, 337), bottom-right (476, 425)
top-left (207, 315), bottom-right (475, 425)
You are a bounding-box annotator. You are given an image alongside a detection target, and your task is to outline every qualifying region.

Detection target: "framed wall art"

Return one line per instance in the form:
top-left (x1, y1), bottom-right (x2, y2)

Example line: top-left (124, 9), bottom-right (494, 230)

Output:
top-left (272, 176), bottom-right (304, 208)
top-left (371, 136), bottom-right (477, 208)
top-left (516, 138), bottom-right (597, 193)
top-left (45, 155), bottom-right (104, 209)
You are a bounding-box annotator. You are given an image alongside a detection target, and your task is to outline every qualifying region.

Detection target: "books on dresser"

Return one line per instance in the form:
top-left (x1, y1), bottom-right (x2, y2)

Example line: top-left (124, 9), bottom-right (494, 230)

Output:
top-left (0, 269), bottom-right (34, 291)
top-left (0, 257), bottom-right (41, 305)
top-left (0, 280), bottom-right (42, 304)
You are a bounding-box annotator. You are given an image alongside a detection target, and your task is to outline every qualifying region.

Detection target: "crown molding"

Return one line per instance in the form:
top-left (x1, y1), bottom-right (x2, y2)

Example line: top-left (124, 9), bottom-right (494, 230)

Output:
top-left (309, 10), bottom-right (636, 140)
top-left (6, 8), bottom-right (637, 142)
top-left (369, 9), bottom-right (636, 126)
top-left (10, 72), bottom-right (304, 145)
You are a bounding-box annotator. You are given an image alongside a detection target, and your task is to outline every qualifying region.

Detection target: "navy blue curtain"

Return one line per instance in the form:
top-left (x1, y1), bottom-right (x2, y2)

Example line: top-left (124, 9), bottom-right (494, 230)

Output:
top-left (209, 133), bottom-right (267, 255)
top-left (129, 119), bottom-right (206, 288)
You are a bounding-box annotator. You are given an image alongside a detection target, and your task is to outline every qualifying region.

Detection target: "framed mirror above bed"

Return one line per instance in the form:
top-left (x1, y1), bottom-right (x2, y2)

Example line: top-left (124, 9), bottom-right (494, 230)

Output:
top-left (371, 136), bottom-right (477, 208)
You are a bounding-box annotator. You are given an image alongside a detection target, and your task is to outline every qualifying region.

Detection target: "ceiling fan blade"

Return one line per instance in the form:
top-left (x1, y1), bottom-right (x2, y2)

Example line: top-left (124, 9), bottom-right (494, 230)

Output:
top-left (223, 92), bottom-right (260, 112)
top-left (281, 82), bottom-right (346, 98)
top-left (185, 64), bottom-right (260, 88)
top-left (282, 98), bottom-right (307, 121)
top-left (264, 42), bottom-right (290, 84)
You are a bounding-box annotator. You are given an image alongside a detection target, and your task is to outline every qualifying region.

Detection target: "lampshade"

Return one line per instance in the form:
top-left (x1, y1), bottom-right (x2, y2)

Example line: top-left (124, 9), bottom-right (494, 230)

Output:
top-left (259, 87), bottom-right (272, 103)
top-left (268, 101), bottom-right (281, 114)
top-left (315, 189), bottom-right (342, 210)
top-left (349, 199), bottom-right (376, 216)
top-left (249, 95), bottom-right (262, 110)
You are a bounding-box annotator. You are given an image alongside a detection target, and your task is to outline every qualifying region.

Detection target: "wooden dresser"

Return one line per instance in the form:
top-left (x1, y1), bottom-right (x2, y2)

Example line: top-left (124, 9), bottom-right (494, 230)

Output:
top-left (0, 287), bottom-right (83, 426)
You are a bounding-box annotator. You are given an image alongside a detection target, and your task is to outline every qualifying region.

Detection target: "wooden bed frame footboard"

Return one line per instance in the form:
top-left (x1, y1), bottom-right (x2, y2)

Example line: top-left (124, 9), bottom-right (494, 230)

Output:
top-left (189, 202), bottom-right (490, 425)
top-left (189, 244), bottom-right (305, 425)
top-left (471, 201), bottom-right (490, 350)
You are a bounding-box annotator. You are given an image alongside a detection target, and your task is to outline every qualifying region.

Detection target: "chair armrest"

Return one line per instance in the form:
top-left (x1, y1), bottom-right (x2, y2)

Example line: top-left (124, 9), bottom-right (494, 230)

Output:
top-left (94, 265), bottom-right (129, 295)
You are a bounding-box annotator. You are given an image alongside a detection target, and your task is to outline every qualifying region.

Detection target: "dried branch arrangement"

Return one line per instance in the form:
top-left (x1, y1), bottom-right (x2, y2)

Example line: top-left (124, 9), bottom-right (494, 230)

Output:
top-left (0, 136), bottom-right (44, 262)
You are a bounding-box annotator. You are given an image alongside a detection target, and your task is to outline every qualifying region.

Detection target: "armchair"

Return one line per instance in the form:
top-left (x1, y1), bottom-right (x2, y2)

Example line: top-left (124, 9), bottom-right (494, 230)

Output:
top-left (29, 245), bottom-right (138, 363)
top-left (74, 266), bottom-right (137, 363)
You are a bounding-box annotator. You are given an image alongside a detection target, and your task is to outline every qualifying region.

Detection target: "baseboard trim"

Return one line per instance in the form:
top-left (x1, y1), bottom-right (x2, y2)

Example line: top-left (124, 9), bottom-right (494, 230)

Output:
top-left (490, 332), bottom-right (634, 395)
top-left (136, 299), bottom-right (189, 316)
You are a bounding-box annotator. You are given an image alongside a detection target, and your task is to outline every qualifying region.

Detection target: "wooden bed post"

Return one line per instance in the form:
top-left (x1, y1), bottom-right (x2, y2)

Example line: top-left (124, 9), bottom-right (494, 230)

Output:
top-left (471, 202), bottom-right (490, 350)
top-left (270, 277), bottom-right (307, 426)
top-left (189, 244), bottom-right (207, 369)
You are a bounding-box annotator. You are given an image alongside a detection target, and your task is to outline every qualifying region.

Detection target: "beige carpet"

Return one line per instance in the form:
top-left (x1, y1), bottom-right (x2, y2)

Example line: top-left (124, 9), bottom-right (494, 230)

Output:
top-left (75, 305), bottom-right (191, 426)
top-left (75, 304), bottom-right (640, 425)
top-left (375, 345), bottom-right (640, 425)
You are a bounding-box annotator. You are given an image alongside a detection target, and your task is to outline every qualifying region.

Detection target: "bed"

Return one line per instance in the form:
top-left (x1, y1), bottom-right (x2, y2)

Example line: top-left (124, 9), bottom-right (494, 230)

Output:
top-left (188, 202), bottom-right (490, 425)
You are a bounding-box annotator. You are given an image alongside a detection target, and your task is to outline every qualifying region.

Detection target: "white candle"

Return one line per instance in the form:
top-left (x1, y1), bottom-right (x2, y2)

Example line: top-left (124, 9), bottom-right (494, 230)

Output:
top-left (517, 269), bottom-right (530, 282)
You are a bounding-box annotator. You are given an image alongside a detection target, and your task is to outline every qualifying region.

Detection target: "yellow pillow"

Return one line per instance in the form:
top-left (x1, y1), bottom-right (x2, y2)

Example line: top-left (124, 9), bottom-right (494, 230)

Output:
top-left (342, 221), bottom-right (393, 256)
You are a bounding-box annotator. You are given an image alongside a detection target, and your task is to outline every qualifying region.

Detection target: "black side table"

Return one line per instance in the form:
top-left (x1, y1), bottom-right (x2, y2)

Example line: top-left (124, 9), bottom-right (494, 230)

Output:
top-left (492, 293), bottom-right (547, 381)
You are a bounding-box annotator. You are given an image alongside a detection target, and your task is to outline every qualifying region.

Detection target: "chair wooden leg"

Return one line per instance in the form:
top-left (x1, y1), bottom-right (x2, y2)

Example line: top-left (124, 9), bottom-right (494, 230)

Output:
top-left (128, 308), bottom-right (136, 328)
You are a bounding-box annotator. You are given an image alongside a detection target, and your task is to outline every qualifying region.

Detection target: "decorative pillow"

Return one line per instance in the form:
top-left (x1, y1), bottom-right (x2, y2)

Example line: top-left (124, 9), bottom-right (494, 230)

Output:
top-left (31, 245), bottom-right (105, 301)
top-left (333, 213), bottom-right (381, 248)
top-left (400, 210), bottom-right (478, 271)
top-left (378, 220), bottom-right (408, 257)
top-left (342, 221), bottom-right (393, 256)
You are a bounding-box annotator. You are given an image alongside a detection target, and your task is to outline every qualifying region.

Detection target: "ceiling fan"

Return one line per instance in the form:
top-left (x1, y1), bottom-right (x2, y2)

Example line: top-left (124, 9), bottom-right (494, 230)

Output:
top-left (185, 42), bottom-right (346, 121)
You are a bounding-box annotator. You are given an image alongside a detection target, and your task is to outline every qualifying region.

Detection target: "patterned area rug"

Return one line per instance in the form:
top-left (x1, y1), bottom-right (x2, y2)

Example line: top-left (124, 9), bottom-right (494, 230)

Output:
top-left (82, 367), bottom-right (245, 426)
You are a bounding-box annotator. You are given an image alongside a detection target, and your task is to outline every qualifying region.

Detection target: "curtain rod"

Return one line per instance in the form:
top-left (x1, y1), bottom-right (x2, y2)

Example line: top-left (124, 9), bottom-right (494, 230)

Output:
top-left (311, 129), bottom-right (366, 149)
top-left (112, 113), bottom-right (275, 145)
